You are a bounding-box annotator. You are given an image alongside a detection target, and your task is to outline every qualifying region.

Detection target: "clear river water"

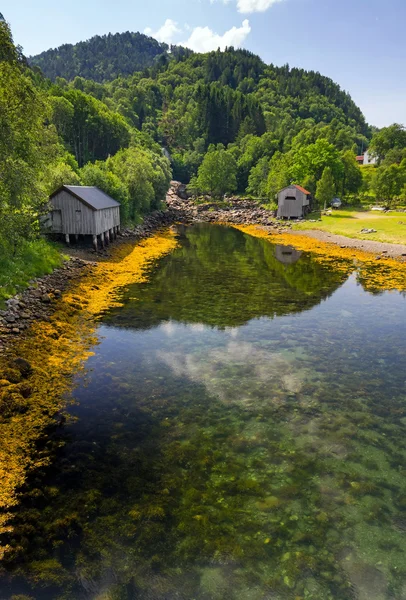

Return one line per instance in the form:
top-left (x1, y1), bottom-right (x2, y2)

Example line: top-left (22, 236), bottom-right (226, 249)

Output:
top-left (1, 224), bottom-right (406, 600)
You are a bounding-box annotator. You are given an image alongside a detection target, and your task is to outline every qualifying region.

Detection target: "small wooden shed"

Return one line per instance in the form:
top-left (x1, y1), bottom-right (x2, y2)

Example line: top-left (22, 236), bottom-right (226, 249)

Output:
top-left (48, 185), bottom-right (120, 249)
top-left (277, 185), bottom-right (311, 219)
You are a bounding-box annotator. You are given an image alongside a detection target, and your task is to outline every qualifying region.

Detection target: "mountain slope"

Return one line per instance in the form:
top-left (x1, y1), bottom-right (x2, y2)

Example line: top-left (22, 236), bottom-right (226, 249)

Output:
top-left (29, 31), bottom-right (170, 82)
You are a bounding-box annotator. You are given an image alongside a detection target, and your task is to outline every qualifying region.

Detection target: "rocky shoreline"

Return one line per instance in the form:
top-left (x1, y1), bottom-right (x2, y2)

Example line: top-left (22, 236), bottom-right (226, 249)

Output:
top-left (166, 183), bottom-right (291, 231)
top-left (0, 207), bottom-right (181, 356)
top-left (0, 258), bottom-right (92, 356)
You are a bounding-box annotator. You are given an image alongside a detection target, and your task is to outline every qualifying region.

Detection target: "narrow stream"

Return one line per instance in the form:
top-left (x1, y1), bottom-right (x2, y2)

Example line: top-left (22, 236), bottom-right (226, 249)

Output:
top-left (1, 224), bottom-right (405, 600)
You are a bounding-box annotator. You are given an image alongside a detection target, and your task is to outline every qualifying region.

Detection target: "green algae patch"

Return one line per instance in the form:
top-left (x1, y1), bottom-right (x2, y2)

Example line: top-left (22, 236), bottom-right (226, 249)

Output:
top-left (234, 225), bottom-right (406, 293)
top-left (0, 231), bottom-right (178, 560)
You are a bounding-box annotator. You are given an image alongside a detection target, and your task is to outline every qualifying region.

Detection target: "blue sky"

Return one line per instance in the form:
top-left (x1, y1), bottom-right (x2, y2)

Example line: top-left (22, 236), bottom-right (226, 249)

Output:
top-left (3, 0), bottom-right (405, 127)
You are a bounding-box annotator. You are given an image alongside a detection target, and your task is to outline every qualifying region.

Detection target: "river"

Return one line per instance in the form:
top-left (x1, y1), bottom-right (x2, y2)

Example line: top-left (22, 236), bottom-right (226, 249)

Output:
top-left (1, 224), bottom-right (405, 600)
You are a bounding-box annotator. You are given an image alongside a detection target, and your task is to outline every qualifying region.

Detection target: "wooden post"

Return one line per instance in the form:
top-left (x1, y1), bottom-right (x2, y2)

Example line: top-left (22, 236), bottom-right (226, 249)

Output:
top-left (75, 234), bottom-right (79, 242)
top-left (110, 228), bottom-right (114, 242)
top-left (65, 234), bottom-right (70, 245)
top-left (105, 230), bottom-right (110, 245)
top-left (92, 234), bottom-right (98, 251)
top-left (100, 233), bottom-right (105, 249)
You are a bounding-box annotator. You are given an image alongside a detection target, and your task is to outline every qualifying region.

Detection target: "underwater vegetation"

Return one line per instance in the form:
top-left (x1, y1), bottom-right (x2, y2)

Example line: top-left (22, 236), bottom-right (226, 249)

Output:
top-left (0, 225), bottom-right (405, 599)
top-left (0, 232), bottom-right (178, 562)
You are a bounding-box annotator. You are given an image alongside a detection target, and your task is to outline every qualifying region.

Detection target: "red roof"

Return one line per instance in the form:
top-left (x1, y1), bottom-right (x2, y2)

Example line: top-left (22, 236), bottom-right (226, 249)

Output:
top-left (293, 184), bottom-right (311, 195)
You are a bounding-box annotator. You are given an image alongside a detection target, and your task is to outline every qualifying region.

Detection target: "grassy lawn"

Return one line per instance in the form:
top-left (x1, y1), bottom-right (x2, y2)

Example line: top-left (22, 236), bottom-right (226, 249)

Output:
top-left (0, 238), bottom-right (65, 307)
top-left (293, 209), bottom-right (406, 245)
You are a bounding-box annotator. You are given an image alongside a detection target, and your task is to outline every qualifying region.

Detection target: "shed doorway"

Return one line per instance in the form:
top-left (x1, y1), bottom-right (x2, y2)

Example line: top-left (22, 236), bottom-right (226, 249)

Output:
top-left (52, 210), bottom-right (62, 232)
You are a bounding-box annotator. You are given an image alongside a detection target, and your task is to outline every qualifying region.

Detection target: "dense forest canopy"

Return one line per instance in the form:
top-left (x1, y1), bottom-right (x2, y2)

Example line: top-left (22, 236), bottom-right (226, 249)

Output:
top-left (31, 33), bottom-right (374, 198)
top-left (2, 16), bottom-right (406, 284)
top-left (29, 31), bottom-right (172, 82)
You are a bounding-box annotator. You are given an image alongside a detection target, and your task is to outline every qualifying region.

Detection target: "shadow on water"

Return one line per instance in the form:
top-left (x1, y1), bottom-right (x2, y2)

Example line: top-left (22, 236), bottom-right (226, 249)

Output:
top-left (1, 225), bottom-right (406, 600)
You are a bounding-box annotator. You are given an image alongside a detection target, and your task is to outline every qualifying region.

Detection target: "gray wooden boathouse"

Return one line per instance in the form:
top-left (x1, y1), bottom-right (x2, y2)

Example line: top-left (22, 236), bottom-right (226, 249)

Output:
top-left (48, 185), bottom-right (120, 249)
top-left (277, 185), bottom-right (311, 218)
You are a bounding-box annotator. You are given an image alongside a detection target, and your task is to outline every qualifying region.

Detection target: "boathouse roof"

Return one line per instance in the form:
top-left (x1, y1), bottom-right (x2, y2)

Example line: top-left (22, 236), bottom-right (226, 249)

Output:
top-left (50, 185), bottom-right (120, 211)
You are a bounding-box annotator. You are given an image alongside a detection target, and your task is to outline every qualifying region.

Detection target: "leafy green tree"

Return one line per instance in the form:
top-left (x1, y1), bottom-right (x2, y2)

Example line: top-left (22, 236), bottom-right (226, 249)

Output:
top-left (107, 147), bottom-right (171, 219)
top-left (192, 145), bottom-right (238, 198)
top-left (46, 160), bottom-right (81, 194)
top-left (49, 95), bottom-right (74, 139)
top-left (372, 161), bottom-right (406, 204)
top-left (369, 124), bottom-right (406, 161)
top-left (340, 150), bottom-right (363, 197)
top-left (290, 138), bottom-right (343, 186)
top-left (266, 152), bottom-right (291, 199)
top-left (80, 162), bottom-right (129, 220)
top-left (50, 88), bottom-right (131, 166)
top-left (316, 167), bottom-right (335, 210)
top-left (381, 147), bottom-right (406, 167)
top-left (0, 17), bottom-right (56, 253)
top-left (247, 156), bottom-right (270, 197)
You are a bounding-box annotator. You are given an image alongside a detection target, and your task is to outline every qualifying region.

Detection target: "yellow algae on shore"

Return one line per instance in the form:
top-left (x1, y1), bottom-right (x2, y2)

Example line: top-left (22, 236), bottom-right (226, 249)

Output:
top-left (0, 230), bottom-right (178, 559)
top-left (234, 225), bottom-right (406, 293)
top-left (65, 231), bottom-right (178, 318)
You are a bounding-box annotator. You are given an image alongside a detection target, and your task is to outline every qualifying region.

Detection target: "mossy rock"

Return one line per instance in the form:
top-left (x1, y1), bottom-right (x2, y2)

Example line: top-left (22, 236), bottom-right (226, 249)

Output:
top-left (0, 391), bottom-right (28, 417)
top-left (14, 382), bottom-right (33, 399)
top-left (13, 357), bottom-right (33, 377)
top-left (2, 368), bottom-right (22, 384)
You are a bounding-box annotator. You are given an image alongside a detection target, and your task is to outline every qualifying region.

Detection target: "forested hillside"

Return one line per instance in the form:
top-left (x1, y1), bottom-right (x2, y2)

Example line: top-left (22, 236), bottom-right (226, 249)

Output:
top-left (2, 15), bottom-right (406, 299)
top-left (29, 31), bottom-right (173, 82)
top-left (37, 39), bottom-right (373, 199)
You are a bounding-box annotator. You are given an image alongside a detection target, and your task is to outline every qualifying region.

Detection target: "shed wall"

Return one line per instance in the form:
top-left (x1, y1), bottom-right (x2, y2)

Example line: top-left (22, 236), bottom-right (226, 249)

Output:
top-left (94, 206), bottom-right (120, 235)
top-left (277, 187), bottom-right (308, 218)
top-left (50, 191), bottom-right (96, 235)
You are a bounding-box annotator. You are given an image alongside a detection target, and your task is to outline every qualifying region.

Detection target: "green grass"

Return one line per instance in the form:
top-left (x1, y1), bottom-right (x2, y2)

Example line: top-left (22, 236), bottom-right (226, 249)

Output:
top-left (0, 238), bottom-right (65, 307)
top-left (293, 209), bottom-right (406, 245)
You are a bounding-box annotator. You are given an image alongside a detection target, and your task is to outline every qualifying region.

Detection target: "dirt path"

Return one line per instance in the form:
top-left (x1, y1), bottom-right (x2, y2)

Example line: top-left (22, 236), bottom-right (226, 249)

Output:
top-left (290, 229), bottom-right (406, 260)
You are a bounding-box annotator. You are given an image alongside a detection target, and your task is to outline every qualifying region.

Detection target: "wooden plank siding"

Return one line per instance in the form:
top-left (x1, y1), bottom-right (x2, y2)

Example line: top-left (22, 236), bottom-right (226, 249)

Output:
top-left (50, 190), bottom-right (96, 235)
top-left (277, 186), bottom-right (308, 218)
top-left (49, 190), bottom-right (120, 236)
top-left (94, 206), bottom-right (120, 235)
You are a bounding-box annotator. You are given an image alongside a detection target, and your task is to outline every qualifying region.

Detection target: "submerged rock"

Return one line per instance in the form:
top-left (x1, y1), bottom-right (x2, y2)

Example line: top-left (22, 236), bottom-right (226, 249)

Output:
top-left (2, 367), bottom-right (22, 384)
top-left (13, 357), bottom-right (33, 378)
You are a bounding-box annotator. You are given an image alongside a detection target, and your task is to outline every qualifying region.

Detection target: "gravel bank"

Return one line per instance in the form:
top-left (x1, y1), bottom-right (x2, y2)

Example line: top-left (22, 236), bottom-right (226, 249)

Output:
top-left (290, 230), bottom-right (406, 260)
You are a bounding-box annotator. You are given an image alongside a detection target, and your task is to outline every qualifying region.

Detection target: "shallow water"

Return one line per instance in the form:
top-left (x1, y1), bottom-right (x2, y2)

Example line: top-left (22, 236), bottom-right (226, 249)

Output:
top-left (1, 224), bottom-right (406, 600)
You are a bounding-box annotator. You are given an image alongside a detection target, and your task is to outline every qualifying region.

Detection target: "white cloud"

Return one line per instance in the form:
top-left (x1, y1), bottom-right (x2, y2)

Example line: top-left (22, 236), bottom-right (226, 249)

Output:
top-left (181, 19), bottom-right (251, 52)
top-left (144, 19), bottom-right (181, 44)
top-left (145, 18), bottom-right (251, 52)
top-left (237, 0), bottom-right (283, 12)
top-left (212, 0), bottom-right (284, 13)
